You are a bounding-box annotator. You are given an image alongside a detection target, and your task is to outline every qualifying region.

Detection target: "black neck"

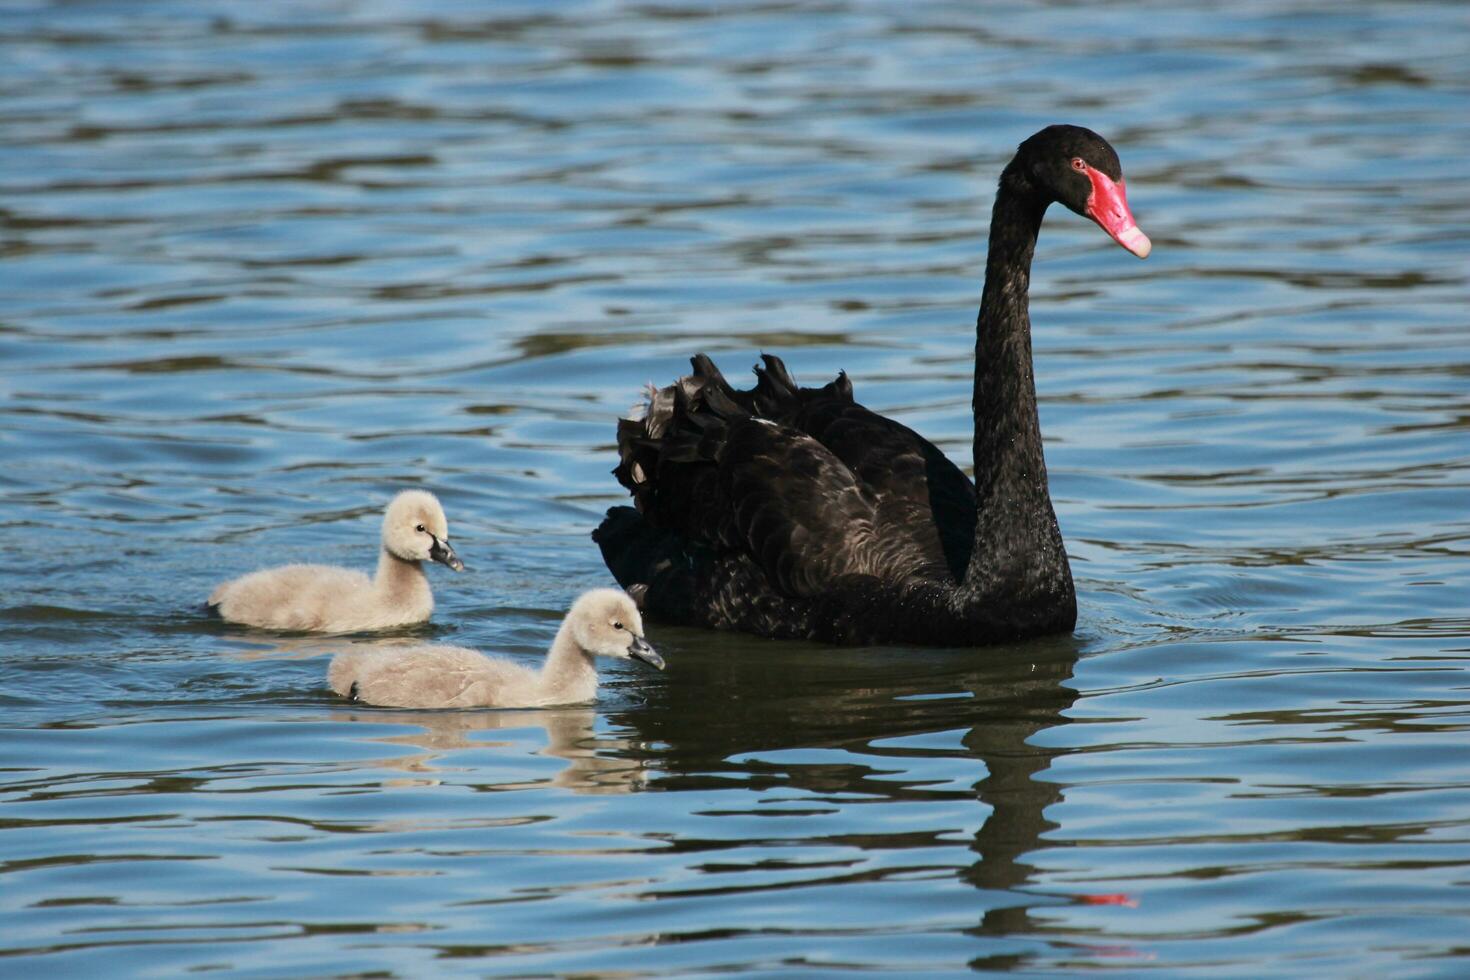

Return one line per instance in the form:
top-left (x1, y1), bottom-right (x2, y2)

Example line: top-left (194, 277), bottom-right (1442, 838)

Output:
top-left (959, 176), bottom-right (1075, 628)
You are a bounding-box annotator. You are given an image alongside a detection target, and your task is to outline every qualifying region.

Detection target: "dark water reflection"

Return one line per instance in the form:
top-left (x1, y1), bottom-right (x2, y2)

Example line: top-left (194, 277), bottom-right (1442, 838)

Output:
top-left (3, 0), bottom-right (1470, 974)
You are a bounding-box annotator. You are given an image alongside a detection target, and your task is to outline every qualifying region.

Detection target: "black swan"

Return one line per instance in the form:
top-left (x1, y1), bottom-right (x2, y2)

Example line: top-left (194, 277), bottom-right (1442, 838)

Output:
top-left (593, 125), bottom-right (1150, 646)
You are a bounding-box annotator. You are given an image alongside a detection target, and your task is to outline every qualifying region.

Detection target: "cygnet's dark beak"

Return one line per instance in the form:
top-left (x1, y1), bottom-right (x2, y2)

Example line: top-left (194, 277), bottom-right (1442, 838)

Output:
top-left (429, 536), bottom-right (465, 572)
top-left (628, 635), bottom-right (664, 671)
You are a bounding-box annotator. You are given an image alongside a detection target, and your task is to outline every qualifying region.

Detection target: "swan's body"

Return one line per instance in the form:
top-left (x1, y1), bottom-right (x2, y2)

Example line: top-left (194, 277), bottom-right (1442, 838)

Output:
top-left (209, 490), bottom-right (464, 632)
top-left (327, 589), bottom-right (664, 708)
top-left (594, 125), bottom-right (1150, 647)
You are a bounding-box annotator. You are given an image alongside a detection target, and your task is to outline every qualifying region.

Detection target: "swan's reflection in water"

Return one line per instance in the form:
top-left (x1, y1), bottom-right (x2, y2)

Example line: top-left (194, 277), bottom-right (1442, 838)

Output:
top-left (607, 629), bottom-right (1087, 945)
top-left (333, 705), bottom-right (651, 794)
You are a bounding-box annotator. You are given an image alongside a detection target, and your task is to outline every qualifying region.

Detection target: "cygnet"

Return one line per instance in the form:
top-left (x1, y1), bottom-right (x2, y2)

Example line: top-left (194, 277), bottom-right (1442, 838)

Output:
top-left (208, 490), bottom-right (465, 632)
top-left (328, 588), bottom-right (664, 708)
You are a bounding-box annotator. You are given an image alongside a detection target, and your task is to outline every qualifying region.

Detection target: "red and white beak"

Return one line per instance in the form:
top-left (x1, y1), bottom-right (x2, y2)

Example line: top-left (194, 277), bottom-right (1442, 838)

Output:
top-left (1081, 164), bottom-right (1151, 258)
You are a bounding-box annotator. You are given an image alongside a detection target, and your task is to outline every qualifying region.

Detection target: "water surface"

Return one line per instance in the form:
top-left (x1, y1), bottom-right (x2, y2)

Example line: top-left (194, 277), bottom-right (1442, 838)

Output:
top-left (2, 0), bottom-right (1468, 975)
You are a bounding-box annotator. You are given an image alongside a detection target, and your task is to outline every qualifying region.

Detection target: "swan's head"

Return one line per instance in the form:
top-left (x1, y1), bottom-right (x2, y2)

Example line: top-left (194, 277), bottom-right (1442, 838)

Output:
top-left (567, 588), bottom-right (664, 670)
top-left (1011, 124), bottom-right (1151, 259)
top-left (381, 490), bottom-right (464, 571)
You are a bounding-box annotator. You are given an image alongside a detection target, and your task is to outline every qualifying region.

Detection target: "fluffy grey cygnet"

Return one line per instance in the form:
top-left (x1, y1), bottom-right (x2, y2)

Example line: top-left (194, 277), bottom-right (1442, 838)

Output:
top-left (208, 490), bottom-right (465, 632)
top-left (327, 589), bottom-right (664, 708)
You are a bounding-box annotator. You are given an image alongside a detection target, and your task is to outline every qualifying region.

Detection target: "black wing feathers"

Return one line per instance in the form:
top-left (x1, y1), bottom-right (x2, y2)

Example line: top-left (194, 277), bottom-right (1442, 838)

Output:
top-left (598, 352), bottom-right (975, 621)
top-left (719, 418), bottom-right (879, 596)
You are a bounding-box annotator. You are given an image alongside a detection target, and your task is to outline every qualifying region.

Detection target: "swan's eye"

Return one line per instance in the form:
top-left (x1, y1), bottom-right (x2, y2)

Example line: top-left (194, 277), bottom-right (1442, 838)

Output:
top-left (415, 524), bottom-right (426, 533)
top-left (1071, 157), bottom-right (1087, 173)
top-left (612, 621), bottom-right (624, 631)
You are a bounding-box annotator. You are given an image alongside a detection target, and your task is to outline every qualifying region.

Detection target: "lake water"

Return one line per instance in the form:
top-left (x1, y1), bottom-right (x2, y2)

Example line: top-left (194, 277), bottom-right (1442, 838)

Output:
top-left (2, 0), bottom-right (1467, 975)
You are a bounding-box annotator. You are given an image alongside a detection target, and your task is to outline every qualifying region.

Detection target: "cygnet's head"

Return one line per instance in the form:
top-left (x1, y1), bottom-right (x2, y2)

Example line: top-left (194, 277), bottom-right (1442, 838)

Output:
top-left (567, 588), bottom-right (663, 670)
top-left (381, 490), bottom-right (465, 571)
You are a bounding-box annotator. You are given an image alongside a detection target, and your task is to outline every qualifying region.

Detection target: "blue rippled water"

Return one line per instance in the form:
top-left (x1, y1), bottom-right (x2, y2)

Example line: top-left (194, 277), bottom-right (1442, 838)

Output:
top-left (2, 0), bottom-right (1468, 974)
